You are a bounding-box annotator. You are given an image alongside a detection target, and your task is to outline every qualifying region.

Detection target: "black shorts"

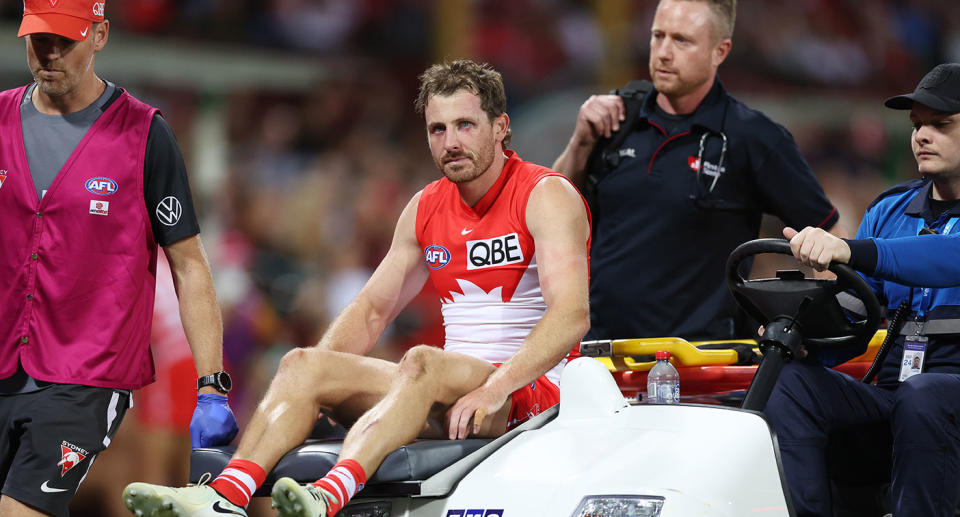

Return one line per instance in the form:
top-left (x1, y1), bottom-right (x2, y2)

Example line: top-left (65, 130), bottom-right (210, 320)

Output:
top-left (0, 383), bottom-right (131, 516)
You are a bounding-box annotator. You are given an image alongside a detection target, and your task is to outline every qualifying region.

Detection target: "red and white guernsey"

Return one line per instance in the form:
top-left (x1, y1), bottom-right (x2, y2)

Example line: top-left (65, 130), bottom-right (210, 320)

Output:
top-left (416, 151), bottom-right (588, 386)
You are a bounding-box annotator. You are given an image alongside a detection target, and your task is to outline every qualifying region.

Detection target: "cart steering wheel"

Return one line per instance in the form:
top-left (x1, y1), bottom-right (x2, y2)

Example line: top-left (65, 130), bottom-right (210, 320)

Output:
top-left (725, 238), bottom-right (882, 354)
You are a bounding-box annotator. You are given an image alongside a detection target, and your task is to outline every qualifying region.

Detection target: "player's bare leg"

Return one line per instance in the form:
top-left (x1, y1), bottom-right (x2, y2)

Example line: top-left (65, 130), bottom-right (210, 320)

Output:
top-left (123, 348), bottom-right (399, 516)
top-left (271, 346), bottom-right (512, 516)
top-left (232, 348), bottom-right (399, 473)
top-left (341, 345), bottom-right (511, 473)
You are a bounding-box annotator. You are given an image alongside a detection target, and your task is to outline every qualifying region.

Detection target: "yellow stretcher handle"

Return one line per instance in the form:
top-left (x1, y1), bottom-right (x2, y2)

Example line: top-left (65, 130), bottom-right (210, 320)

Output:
top-left (591, 330), bottom-right (887, 373)
top-left (611, 338), bottom-right (742, 367)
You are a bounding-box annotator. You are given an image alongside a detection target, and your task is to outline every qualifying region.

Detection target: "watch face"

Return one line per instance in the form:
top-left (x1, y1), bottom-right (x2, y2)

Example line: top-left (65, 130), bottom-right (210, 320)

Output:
top-left (216, 371), bottom-right (233, 392)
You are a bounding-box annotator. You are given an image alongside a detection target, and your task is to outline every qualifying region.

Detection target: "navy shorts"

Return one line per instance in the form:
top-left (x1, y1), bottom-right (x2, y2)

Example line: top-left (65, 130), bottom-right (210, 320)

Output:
top-left (0, 383), bottom-right (131, 516)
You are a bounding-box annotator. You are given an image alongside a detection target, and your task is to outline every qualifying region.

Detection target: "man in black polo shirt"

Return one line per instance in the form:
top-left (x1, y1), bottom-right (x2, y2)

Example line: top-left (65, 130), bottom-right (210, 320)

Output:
top-left (553, 0), bottom-right (846, 341)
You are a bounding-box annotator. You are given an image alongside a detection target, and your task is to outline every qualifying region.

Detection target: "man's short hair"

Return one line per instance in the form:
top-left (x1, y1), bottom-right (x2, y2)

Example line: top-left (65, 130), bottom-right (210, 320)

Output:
top-left (663, 0), bottom-right (736, 41)
top-left (707, 0), bottom-right (736, 40)
top-left (415, 59), bottom-right (511, 147)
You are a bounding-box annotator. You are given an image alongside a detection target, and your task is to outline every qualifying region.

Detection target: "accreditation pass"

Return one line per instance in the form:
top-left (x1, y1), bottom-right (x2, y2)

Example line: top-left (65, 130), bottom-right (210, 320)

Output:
top-left (899, 336), bottom-right (927, 382)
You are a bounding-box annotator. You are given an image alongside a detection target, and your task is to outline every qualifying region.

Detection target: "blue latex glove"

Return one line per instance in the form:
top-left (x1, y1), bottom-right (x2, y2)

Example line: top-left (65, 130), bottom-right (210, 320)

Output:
top-left (190, 394), bottom-right (239, 449)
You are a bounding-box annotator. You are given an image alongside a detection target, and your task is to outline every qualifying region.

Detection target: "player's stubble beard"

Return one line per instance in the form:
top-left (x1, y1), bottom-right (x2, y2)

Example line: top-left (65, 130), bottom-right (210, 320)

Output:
top-left (438, 137), bottom-right (496, 185)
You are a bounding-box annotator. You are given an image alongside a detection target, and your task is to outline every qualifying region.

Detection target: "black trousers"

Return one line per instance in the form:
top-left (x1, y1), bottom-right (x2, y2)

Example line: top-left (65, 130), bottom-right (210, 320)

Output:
top-left (765, 361), bottom-right (960, 517)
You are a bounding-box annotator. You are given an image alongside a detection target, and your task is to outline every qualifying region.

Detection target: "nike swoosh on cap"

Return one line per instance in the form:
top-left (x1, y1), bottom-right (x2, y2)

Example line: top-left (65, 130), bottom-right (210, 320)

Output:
top-left (40, 480), bottom-right (68, 493)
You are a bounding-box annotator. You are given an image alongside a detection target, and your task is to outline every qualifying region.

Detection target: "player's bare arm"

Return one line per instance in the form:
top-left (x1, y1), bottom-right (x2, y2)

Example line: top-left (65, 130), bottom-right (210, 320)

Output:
top-left (163, 234), bottom-right (224, 389)
top-left (552, 95), bottom-right (626, 181)
top-left (317, 192), bottom-right (430, 356)
top-left (446, 175), bottom-right (591, 439)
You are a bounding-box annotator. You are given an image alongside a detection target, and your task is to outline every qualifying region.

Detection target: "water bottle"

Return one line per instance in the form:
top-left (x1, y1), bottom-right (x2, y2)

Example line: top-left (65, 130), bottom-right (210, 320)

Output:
top-left (647, 350), bottom-right (680, 404)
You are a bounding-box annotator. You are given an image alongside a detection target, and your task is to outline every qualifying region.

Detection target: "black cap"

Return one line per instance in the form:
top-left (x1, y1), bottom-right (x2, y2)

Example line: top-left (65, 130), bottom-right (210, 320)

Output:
top-left (885, 63), bottom-right (960, 113)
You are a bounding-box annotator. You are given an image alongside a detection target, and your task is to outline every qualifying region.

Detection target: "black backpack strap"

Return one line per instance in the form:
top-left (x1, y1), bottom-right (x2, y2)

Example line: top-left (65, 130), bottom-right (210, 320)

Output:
top-left (581, 80), bottom-right (653, 219)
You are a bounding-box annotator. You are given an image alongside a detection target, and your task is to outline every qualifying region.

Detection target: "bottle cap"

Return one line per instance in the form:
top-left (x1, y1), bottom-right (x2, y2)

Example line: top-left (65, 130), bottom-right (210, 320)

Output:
top-left (655, 350), bottom-right (670, 360)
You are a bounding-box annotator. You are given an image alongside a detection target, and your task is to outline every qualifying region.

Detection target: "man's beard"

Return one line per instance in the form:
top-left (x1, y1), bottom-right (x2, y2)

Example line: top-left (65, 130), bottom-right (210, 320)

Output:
top-left (440, 146), bottom-right (494, 184)
top-left (442, 153), bottom-right (479, 183)
top-left (33, 68), bottom-right (74, 98)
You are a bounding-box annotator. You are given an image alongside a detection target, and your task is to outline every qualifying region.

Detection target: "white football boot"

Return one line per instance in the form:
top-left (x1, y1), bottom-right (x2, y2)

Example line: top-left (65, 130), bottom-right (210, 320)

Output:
top-left (271, 477), bottom-right (340, 517)
top-left (122, 482), bottom-right (247, 517)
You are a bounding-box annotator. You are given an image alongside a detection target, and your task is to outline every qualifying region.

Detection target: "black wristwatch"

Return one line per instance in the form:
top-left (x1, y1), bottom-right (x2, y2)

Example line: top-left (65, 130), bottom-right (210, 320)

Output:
top-left (197, 371), bottom-right (232, 394)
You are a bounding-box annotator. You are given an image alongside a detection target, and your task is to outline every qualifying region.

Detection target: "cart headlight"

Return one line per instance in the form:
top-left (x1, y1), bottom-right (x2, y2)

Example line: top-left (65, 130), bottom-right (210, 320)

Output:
top-left (571, 495), bottom-right (664, 517)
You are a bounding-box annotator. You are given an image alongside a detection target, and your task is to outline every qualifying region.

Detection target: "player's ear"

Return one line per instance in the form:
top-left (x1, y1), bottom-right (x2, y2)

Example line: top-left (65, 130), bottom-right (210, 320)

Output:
top-left (494, 113), bottom-right (509, 142)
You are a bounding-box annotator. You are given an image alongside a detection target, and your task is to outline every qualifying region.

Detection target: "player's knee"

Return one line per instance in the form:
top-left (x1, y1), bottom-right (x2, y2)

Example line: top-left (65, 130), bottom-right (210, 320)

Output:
top-left (276, 347), bottom-right (335, 380)
top-left (398, 345), bottom-right (439, 380)
top-left (276, 347), bottom-right (310, 375)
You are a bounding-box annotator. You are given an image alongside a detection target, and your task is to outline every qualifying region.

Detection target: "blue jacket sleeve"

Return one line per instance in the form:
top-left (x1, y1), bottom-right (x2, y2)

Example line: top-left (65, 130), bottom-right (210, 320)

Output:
top-left (847, 191), bottom-right (960, 287)
top-left (853, 209), bottom-right (885, 297)
top-left (871, 233), bottom-right (960, 287)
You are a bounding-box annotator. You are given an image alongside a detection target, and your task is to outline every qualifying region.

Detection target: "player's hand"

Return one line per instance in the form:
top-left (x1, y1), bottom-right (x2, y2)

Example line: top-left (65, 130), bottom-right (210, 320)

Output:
top-left (783, 226), bottom-right (851, 272)
top-left (572, 95), bottom-right (626, 147)
top-left (190, 394), bottom-right (239, 448)
top-left (446, 385), bottom-right (508, 440)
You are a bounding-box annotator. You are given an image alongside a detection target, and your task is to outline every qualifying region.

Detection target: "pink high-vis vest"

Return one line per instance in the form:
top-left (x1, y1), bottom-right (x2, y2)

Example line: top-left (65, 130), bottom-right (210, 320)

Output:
top-left (0, 85), bottom-right (160, 389)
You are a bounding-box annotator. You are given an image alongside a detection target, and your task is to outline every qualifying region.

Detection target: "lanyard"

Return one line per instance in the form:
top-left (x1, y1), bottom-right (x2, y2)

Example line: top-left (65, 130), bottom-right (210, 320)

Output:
top-left (915, 213), bottom-right (958, 236)
top-left (912, 216), bottom-right (958, 322)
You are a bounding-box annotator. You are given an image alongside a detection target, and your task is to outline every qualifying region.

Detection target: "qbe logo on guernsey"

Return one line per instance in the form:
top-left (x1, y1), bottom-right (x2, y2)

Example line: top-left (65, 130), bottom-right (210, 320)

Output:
top-left (466, 233), bottom-right (523, 270)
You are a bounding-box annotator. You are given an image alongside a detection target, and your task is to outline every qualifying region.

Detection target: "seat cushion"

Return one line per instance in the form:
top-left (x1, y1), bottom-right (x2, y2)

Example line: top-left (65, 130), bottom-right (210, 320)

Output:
top-left (191, 438), bottom-right (492, 495)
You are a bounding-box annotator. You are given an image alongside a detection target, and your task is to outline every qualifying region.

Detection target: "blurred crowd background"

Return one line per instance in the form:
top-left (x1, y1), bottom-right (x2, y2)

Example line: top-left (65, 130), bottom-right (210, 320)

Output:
top-left (0, 0), bottom-right (958, 514)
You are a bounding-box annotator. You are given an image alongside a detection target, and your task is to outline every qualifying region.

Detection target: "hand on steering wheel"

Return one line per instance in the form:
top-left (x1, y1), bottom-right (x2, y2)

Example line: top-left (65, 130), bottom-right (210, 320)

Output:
top-left (726, 238), bottom-right (881, 352)
top-left (783, 226), bottom-right (851, 272)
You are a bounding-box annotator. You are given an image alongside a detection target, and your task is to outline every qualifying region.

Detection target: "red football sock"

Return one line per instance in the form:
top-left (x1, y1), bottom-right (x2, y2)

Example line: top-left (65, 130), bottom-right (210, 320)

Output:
top-left (208, 459), bottom-right (266, 508)
top-left (312, 459), bottom-right (368, 516)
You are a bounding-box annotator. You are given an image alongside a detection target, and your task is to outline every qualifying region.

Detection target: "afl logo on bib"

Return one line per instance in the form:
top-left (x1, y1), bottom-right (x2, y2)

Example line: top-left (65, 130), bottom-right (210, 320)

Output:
top-left (467, 233), bottom-right (523, 270)
top-left (425, 245), bottom-right (451, 269)
top-left (85, 177), bottom-right (118, 195)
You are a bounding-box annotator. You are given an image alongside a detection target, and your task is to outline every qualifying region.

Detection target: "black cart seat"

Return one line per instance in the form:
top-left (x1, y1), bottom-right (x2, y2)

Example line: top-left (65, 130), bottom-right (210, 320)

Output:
top-left (190, 438), bottom-right (491, 497)
top-left (189, 405), bottom-right (559, 498)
